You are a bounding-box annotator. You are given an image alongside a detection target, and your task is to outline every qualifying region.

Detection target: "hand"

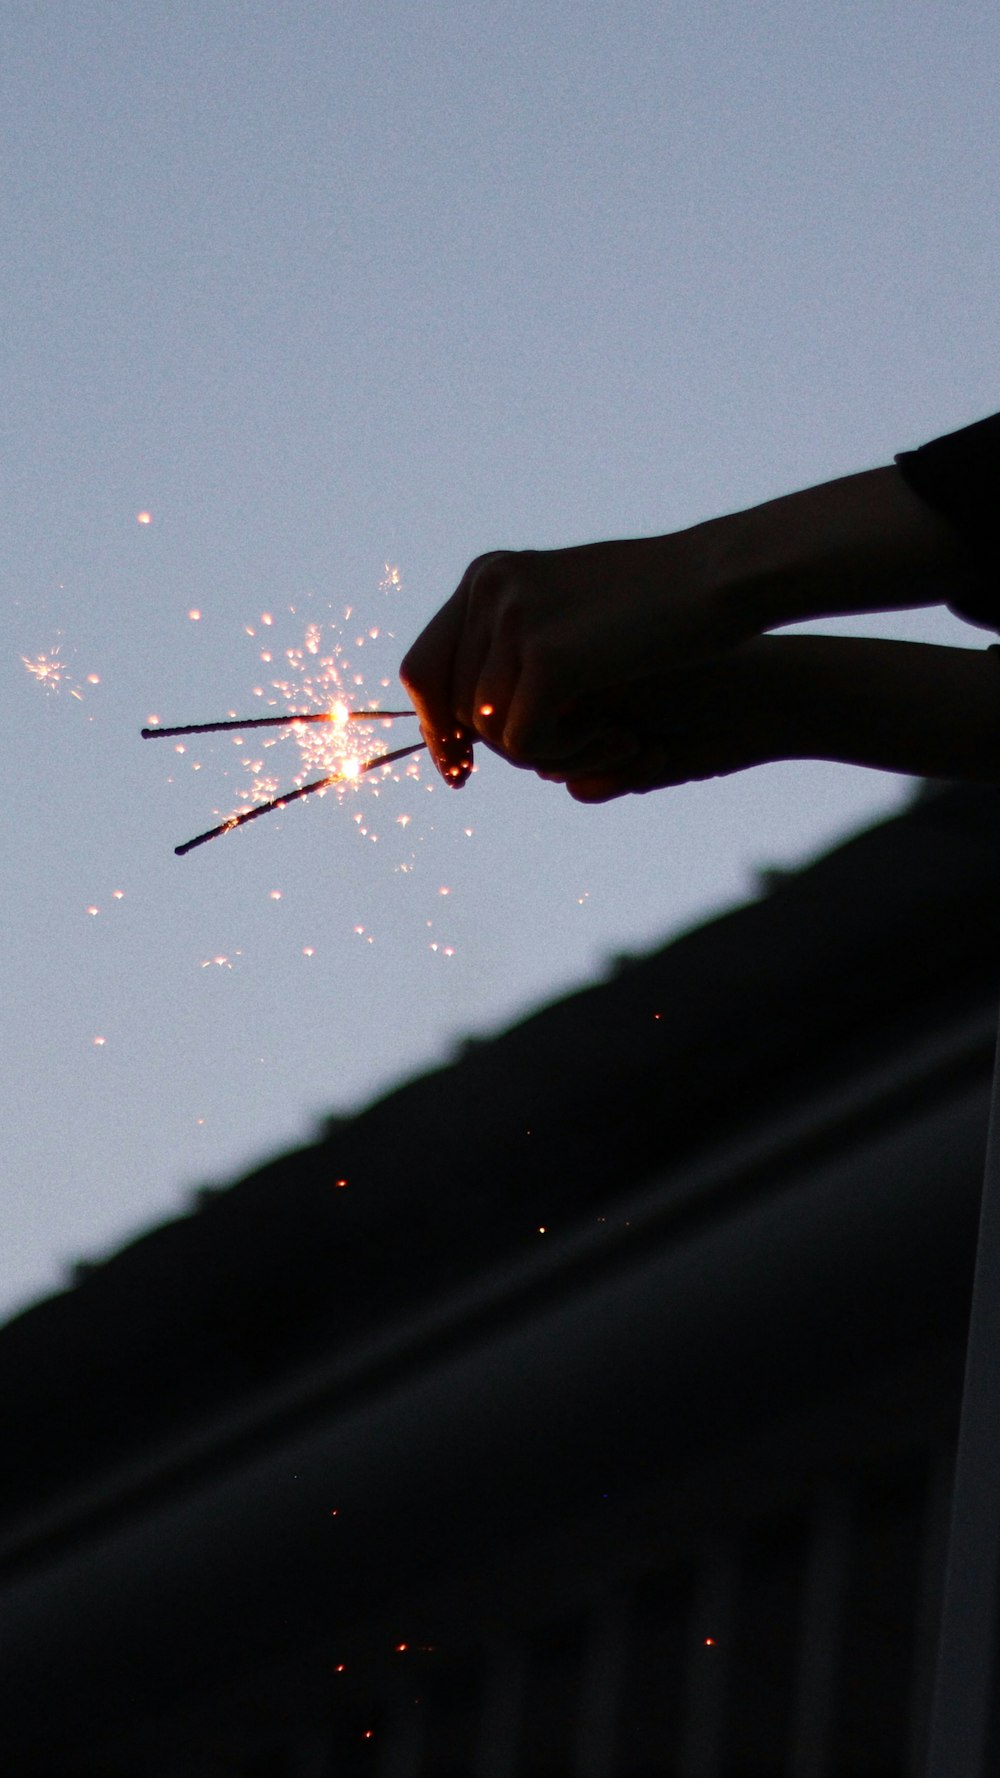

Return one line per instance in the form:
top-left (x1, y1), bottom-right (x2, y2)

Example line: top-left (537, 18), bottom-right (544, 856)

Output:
top-left (399, 530), bottom-right (762, 786)
top-left (399, 465), bottom-right (983, 790)
top-left (549, 635), bottom-right (793, 802)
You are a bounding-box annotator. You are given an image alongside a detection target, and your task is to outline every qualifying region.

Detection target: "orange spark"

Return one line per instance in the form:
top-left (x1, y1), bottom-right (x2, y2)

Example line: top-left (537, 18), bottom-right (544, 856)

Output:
top-left (22, 649), bottom-right (71, 690)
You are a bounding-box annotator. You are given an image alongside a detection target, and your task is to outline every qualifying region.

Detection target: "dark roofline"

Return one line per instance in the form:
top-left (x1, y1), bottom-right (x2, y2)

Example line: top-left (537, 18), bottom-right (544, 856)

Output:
top-left (2, 781), bottom-right (999, 1523)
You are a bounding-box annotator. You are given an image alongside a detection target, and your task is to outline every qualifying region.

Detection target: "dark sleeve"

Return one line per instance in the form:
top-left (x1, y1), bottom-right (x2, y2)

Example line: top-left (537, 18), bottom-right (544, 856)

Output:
top-left (895, 413), bottom-right (1000, 632)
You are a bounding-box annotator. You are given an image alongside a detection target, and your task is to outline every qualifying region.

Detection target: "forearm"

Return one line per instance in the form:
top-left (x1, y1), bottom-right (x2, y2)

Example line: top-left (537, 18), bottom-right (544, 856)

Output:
top-left (772, 634), bottom-right (1000, 784)
top-left (702, 465), bottom-right (988, 636)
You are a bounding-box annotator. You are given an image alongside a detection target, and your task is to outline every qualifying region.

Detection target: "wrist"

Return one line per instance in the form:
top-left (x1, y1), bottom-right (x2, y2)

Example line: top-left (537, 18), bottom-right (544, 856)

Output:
top-left (702, 465), bottom-right (985, 636)
top-left (764, 633), bottom-right (1000, 783)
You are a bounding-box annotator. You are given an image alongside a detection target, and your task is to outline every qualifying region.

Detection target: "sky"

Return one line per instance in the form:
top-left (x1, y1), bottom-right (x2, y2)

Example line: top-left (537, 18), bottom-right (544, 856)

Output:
top-left (3, 0), bottom-right (999, 1323)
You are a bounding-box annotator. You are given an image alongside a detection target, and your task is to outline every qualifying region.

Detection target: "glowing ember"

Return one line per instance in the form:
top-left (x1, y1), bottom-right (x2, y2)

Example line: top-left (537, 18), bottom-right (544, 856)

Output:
top-left (136, 511), bottom-right (152, 525)
top-left (22, 649), bottom-right (71, 690)
top-left (23, 647), bottom-right (101, 700)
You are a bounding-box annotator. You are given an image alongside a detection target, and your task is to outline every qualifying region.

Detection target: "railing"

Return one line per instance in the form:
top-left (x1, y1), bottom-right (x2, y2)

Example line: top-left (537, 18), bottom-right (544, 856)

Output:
top-left (355, 1451), bottom-right (953, 1778)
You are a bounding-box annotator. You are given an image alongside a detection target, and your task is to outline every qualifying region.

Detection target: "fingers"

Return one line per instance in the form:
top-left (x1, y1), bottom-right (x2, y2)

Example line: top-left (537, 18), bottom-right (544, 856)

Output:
top-left (400, 544), bottom-right (755, 791)
top-left (399, 570), bottom-right (478, 786)
top-left (402, 550), bottom-right (567, 784)
top-left (563, 707), bottom-right (777, 803)
top-left (564, 743), bottom-right (679, 804)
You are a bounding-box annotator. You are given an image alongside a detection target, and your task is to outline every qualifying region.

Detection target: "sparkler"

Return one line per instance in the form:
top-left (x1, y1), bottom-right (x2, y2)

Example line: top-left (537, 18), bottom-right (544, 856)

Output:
top-left (141, 710), bottom-right (414, 740)
top-left (141, 708), bottom-right (425, 855)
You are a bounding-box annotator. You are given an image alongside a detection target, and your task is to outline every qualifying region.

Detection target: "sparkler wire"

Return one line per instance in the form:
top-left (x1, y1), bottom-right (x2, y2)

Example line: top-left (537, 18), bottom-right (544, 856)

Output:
top-left (142, 709), bottom-right (415, 739)
top-left (174, 740), bottom-right (427, 856)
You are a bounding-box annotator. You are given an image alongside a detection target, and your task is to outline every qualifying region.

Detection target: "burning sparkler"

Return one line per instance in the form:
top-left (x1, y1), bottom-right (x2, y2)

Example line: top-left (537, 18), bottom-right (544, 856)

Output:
top-left (142, 708), bottom-right (425, 855)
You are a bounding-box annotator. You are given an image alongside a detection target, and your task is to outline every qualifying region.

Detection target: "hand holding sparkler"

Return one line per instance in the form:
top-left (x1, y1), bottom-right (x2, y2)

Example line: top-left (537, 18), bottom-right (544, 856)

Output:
top-left (400, 465), bottom-right (983, 789)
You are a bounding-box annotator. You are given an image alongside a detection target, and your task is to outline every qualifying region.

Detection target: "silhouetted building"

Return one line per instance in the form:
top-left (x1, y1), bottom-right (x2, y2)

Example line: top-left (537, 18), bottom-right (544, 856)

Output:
top-left (2, 779), bottom-right (999, 1777)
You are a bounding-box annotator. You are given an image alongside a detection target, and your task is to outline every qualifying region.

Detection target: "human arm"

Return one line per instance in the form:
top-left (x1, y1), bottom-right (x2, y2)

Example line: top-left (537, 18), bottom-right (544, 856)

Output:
top-left (561, 633), bottom-right (1000, 802)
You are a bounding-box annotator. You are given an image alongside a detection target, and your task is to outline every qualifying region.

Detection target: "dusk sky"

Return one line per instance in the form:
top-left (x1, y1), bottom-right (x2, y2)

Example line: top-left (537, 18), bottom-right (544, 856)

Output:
top-left (4, 1), bottom-right (999, 1321)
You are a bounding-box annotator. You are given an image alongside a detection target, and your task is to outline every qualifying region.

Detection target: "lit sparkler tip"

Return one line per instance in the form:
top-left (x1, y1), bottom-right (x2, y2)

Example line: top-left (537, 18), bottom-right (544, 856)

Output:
top-left (173, 739), bottom-right (427, 854)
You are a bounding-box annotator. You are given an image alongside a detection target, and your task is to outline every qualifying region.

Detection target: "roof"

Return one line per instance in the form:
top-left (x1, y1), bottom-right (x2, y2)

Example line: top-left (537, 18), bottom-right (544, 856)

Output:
top-left (3, 780), bottom-right (1000, 1522)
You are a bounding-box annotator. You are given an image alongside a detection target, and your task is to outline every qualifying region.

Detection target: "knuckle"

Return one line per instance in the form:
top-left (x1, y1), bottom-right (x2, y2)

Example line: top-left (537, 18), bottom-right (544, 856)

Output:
top-left (466, 551), bottom-right (530, 619)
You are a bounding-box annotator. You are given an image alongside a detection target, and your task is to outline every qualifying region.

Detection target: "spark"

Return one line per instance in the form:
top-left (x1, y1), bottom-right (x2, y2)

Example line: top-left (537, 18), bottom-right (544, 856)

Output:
top-left (188, 609), bottom-right (202, 622)
top-left (147, 594), bottom-right (427, 852)
top-left (136, 511), bottom-right (152, 524)
top-left (173, 739), bottom-right (426, 855)
top-left (92, 1036), bottom-right (106, 1047)
top-left (22, 649), bottom-right (70, 690)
